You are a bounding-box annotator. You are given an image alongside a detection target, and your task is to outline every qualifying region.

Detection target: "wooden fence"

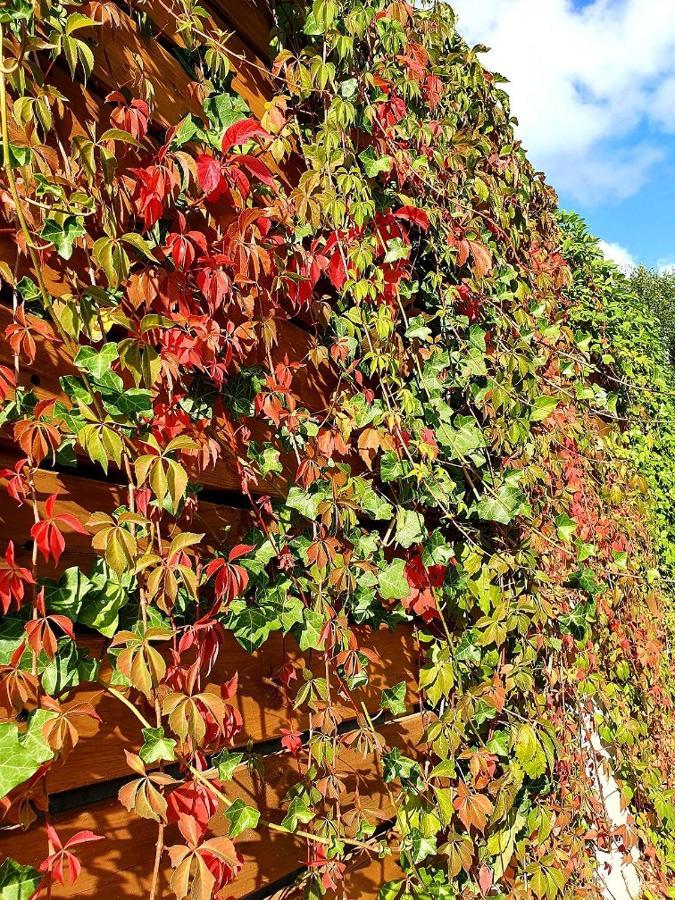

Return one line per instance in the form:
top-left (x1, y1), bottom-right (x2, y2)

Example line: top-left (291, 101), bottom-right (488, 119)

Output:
top-left (0, 1), bottom-right (421, 896)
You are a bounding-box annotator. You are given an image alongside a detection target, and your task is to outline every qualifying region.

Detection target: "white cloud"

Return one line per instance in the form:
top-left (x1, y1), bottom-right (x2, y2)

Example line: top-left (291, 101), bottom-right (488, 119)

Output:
top-left (598, 239), bottom-right (636, 270)
top-left (657, 259), bottom-right (675, 274)
top-left (450, 0), bottom-right (675, 204)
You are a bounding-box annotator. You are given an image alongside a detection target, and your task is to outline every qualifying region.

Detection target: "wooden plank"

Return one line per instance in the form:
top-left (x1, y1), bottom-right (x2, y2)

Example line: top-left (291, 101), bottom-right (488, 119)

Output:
top-left (128, 0), bottom-right (276, 108)
top-left (270, 846), bottom-right (406, 899)
top-left (87, 10), bottom-right (202, 129)
top-left (0, 302), bottom-right (337, 496)
top-left (0, 449), bottom-right (249, 575)
top-left (0, 714), bottom-right (423, 897)
top-left (207, 0), bottom-right (274, 62)
top-left (1, 622), bottom-right (418, 794)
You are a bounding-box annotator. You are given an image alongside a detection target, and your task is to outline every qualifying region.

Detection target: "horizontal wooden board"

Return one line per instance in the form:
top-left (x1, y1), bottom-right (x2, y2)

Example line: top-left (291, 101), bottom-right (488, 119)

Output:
top-left (6, 623), bottom-right (418, 795)
top-left (271, 841), bottom-right (406, 899)
top-left (0, 303), bottom-right (337, 497)
top-left (128, 0), bottom-right (275, 103)
top-left (0, 713), bottom-right (423, 897)
top-left (0, 449), bottom-right (249, 576)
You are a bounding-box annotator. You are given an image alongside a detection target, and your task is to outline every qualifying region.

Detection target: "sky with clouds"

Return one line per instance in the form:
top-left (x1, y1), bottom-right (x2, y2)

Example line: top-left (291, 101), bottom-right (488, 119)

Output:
top-left (450, 0), bottom-right (675, 269)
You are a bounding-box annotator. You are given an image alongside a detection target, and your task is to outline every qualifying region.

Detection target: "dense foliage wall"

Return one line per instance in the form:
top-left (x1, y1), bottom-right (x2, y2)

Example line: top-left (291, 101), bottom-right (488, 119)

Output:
top-left (0, 1), bottom-right (674, 898)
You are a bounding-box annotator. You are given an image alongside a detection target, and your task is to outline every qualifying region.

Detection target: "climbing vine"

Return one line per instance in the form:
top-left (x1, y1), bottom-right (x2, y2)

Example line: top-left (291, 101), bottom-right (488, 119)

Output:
top-left (0, 1), bottom-right (674, 898)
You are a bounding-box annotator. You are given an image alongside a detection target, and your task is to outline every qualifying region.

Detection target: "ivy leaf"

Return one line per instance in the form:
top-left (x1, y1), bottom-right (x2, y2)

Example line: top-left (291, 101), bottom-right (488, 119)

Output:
top-left (475, 472), bottom-right (529, 525)
top-left (359, 147), bottom-right (392, 178)
top-left (42, 566), bottom-right (91, 618)
top-left (381, 681), bottom-right (407, 716)
top-left (41, 216), bottom-right (84, 260)
top-left (79, 564), bottom-right (130, 638)
top-left (286, 486), bottom-right (320, 520)
top-left (102, 387), bottom-right (153, 419)
top-left (41, 641), bottom-right (98, 695)
top-left (378, 558), bottom-right (409, 601)
top-left (230, 607), bottom-right (271, 652)
top-left (140, 727), bottom-right (176, 765)
top-left (280, 796), bottom-right (316, 832)
top-left (0, 858), bottom-right (41, 900)
top-left (395, 508), bottom-right (426, 549)
top-left (555, 513), bottom-right (577, 543)
top-left (436, 416), bottom-right (485, 460)
top-left (0, 711), bottom-right (55, 799)
top-left (171, 114), bottom-right (201, 148)
top-left (297, 608), bottom-right (325, 651)
top-left (224, 798), bottom-right (260, 837)
top-left (214, 749), bottom-right (244, 781)
top-left (383, 748), bottom-right (418, 783)
top-left (75, 343), bottom-right (119, 381)
top-left (203, 92), bottom-right (249, 135)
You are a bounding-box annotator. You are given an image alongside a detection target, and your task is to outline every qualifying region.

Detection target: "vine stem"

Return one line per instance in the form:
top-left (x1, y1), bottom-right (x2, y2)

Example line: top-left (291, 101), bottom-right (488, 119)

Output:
top-left (103, 683), bottom-right (153, 729)
top-left (149, 822), bottom-right (165, 900)
top-left (187, 765), bottom-right (378, 852)
top-left (104, 684), bottom-right (386, 854)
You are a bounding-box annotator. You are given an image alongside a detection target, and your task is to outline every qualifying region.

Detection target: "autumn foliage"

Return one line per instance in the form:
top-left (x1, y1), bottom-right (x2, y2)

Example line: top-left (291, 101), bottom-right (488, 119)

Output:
top-left (0, 1), bottom-right (674, 898)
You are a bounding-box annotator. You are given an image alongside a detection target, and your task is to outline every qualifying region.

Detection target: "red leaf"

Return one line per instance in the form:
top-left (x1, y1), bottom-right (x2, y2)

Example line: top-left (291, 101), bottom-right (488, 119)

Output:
top-left (221, 117), bottom-right (268, 154)
top-left (394, 205), bottom-right (430, 231)
top-left (280, 727), bottom-right (303, 755)
top-left (64, 830), bottom-right (104, 848)
top-left (196, 155), bottom-right (222, 194)
top-left (228, 544), bottom-right (255, 563)
top-left (234, 155), bottom-right (276, 188)
top-left (478, 864), bottom-right (493, 896)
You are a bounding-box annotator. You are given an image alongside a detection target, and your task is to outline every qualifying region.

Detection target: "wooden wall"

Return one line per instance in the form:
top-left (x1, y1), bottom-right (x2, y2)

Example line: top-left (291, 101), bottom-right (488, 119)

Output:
top-left (0, 1), bottom-right (420, 897)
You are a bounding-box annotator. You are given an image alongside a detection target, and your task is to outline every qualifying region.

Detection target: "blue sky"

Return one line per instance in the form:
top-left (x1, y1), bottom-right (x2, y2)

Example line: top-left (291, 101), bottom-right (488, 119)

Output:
top-left (451, 0), bottom-right (675, 269)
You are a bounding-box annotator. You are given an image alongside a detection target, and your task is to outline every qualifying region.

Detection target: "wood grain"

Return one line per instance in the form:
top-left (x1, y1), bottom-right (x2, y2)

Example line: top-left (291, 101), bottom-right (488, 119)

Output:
top-left (1, 624), bottom-right (418, 795)
top-left (0, 448), bottom-right (249, 575)
top-left (0, 714), bottom-right (423, 898)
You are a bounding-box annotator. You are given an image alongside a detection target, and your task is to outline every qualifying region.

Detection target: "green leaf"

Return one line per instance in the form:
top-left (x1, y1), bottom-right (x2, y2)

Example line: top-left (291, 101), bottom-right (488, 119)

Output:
top-left (514, 723), bottom-right (547, 779)
top-left (41, 216), bottom-right (84, 260)
top-left (41, 641), bottom-right (98, 695)
top-left (121, 233), bottom-right (157, 261)
top-left (171, 114), bottom-right (201, 148)
top-left (224, 798), bottom-right (260, 837)
top-left (230, 607), bottom-right (271, 652)
top-left (102, 387), bottom-right (153, 418)
top-left (555, 513), bottom-right (577, 543)
top-left (140, 727), bottom-right (176, 765)
top-left (0, 858), bottom-right (41, 900)
top-left (436, 416), bottom-right (486, 460)
top-left (530, 395), bottom-right (559, 422)
top-left (395, 507), bottom-right (426, 549)
top-left (42, 566), bottom-right (91, 618)
top-left (74, 343), bottom-right (119, 381)
top-left (214, 749), bottom-right (244, 781)
top-left (0, 615), bottom-right (26, 666)
top-left (280, 796), bottom-right (316, 831)
top-left (359, 147), bottom-right (392, 178)
top-left (378, 558), bottom-right (409, 601)
top-left (297, 608), bottom-right (325, 651)
top-left (381, 681), bottom-right (407, 716)
top-left (475, 472), bottom-right (529, 525)
top-left (203, 92), bottom-right (248, 135)
top-left (79, 564), bottom-right (130, 637)
top-left (0, 711), bottom-right (56, 799)
top-left (383, 747), bottom-right (418, 783)
top-left (419, 646), bottom-right (455, 705)
top-left (286, 485), bottom-right (320, 520)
